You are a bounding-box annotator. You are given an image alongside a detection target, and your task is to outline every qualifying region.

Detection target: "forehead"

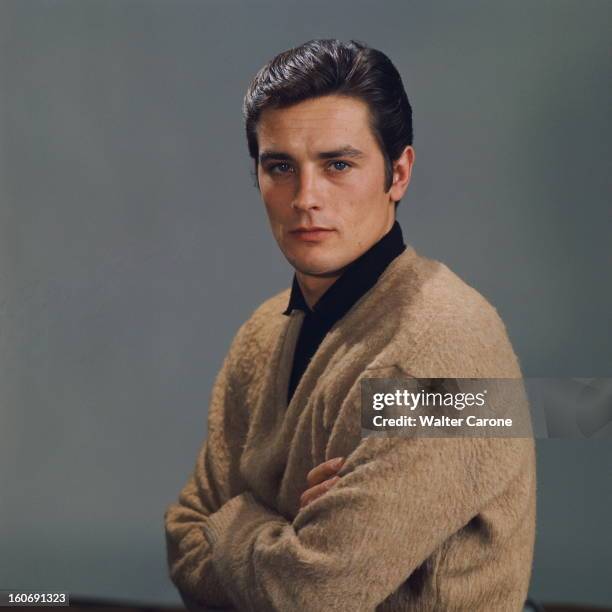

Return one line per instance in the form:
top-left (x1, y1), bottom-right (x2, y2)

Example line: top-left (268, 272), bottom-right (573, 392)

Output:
top-left (256, 95), bottom-right (376, 153)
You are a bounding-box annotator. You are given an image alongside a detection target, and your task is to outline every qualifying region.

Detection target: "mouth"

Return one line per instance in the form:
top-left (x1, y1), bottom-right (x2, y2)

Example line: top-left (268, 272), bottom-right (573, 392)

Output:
top-left (289, 227), bottom-right (335, 242)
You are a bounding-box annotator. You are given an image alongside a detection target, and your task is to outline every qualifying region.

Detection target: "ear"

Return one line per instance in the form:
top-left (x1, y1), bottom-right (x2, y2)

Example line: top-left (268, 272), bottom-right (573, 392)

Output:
top-left (388, 146), bottom-right (415, 202)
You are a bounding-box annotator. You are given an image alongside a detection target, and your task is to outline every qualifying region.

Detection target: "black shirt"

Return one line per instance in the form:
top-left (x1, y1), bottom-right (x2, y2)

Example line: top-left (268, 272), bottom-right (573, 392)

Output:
top-left (282, 220), bottom-right (406, 406)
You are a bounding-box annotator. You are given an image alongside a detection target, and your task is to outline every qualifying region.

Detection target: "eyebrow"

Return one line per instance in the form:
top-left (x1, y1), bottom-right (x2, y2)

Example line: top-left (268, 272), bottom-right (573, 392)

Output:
top-left (259, 146), bottom-right (365, 165)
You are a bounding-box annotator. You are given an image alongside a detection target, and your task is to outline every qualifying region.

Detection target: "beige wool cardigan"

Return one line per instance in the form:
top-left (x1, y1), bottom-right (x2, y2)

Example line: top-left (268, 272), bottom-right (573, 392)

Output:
top-left (164, 245), bottom-right (536, 611)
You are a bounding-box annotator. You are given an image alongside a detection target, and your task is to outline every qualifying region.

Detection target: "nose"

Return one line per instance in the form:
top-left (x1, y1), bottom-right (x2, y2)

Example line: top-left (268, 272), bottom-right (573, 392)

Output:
top-left (291, 167), bottom-right (320, 211)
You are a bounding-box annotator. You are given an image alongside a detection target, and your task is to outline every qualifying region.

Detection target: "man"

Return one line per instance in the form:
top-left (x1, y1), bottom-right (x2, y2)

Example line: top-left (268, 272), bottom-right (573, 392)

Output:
top-left (164, 39), bottom-right (536, 611)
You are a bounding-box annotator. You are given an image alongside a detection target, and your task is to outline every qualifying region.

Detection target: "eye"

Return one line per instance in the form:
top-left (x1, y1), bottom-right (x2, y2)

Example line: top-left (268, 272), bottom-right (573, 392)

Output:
top-left (328, 160), bottom-right (350, 172)
top-left (269, 162), bottom-right (294, 175)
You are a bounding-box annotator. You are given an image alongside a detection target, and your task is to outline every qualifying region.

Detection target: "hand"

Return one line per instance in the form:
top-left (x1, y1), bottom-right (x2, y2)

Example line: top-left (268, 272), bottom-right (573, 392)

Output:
top-left (299, 456), bottom-right (345, 509)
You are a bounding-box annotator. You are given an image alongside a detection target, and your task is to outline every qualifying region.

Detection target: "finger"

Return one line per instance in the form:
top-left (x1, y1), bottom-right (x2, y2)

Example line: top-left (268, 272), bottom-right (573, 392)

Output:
top-left (300, 476), bottom-right (341, 508)
top-left (300, 484), bottom-right (328, 509)
top-left (306, 457), bottom-right (345, 488)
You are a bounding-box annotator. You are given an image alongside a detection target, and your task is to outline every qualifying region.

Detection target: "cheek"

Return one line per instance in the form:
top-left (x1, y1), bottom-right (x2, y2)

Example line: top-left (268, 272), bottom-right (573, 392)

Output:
top-left (337, 177), bottom-right (378, 213)
top-left (260, 185), bottom-right (282, 212)
top-left (261, 193), bottom-right (290, 231)
top-left (343, 167), bottom-right (379, 193)
top-left (261, 179), bottom-right (294, 207)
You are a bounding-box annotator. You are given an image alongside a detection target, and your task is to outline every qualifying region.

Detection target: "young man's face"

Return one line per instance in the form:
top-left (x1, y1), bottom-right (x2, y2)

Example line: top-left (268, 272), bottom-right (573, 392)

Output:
top-left (256, 95), bottom-right (410, 279)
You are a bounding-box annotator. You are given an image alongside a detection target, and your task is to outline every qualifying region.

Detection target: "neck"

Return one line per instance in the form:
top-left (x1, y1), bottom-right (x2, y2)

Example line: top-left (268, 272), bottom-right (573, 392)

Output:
top-left (295, 269), bottom-right (343, 310)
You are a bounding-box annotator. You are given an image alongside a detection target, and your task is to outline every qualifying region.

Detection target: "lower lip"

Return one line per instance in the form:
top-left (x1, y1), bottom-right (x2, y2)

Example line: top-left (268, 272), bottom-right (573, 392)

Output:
top-left (291, 230), bottom-right (334, 241)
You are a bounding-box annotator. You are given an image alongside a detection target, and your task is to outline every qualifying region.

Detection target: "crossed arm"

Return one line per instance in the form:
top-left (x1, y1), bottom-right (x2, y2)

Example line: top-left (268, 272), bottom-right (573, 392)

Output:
top-left (166, 411), bottom-right (530, 612)
top-left (165, 314), bottom-right (534, 611)
top-left (173, 458), bottom-right (346, 612)
top-left (166, 444), bottom-right (343, 611)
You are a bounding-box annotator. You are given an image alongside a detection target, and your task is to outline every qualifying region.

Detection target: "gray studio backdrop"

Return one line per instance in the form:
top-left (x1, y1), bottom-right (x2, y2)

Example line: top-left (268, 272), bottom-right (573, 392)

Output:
top-left (1, 0), bottom-right (610, 607)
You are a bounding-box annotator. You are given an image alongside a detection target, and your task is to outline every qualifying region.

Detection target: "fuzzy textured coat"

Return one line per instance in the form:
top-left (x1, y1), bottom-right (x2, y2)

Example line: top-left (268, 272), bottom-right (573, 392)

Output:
top-left (164, 245), bottom-right (536, 612)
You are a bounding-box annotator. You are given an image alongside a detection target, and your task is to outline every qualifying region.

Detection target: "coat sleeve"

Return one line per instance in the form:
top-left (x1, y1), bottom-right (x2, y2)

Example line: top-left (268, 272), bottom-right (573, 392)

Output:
top-left (200, 417), bottom-right (533, 612)
top-left (164, 337), bottom-right (250, 610)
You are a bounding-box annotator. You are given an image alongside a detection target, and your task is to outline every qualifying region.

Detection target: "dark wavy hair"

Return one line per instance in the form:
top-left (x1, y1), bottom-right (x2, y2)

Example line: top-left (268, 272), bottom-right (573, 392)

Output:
top-left (243, 39), bottom-right (413, 205)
